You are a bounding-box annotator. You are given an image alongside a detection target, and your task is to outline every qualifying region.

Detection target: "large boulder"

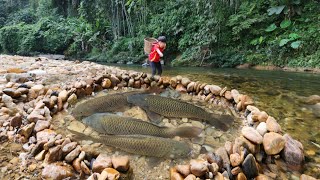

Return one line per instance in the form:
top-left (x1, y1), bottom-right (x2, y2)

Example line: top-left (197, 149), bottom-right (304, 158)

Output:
top-left (281, 134), bottom-right (304, 171)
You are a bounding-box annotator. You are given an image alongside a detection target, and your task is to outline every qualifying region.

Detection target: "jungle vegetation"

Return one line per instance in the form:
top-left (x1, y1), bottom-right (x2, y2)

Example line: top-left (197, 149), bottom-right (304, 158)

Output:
top-left (0, 0), bottom-right (319, 68)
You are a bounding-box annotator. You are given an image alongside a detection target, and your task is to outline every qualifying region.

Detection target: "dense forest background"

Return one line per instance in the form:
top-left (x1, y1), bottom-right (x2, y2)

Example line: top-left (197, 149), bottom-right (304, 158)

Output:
top-left (0, 0), bottom-right (319, 67)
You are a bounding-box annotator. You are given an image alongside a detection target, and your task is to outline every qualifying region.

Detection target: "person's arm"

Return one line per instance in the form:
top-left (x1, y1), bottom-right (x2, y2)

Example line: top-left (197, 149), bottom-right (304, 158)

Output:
top-left (156, 48), bottom-right (163, 57)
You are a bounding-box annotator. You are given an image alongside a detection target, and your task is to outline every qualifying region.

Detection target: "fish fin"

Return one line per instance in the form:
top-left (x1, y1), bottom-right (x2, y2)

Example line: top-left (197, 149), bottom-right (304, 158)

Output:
top-left (206, 114), bottom-right (234, 132)
top-left (147, 157), bottom-right (163, 167)
top-left (216, 114), bottom-right (234, 125)
top-left (68, 129), bottom-right (98, 142)
top-left (145, 110), bottom-right (162, 124)
top-left (206, 117), bottom-right (230, 132)
top-left (127, 94), bottom-right (149, 107)
top-left (173, 126), bottom-right (202, 138)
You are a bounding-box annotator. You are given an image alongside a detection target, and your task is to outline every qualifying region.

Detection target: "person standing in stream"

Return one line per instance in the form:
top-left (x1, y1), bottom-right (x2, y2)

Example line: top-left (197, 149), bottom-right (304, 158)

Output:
top-left (149, 36), bottom-right (166, 77)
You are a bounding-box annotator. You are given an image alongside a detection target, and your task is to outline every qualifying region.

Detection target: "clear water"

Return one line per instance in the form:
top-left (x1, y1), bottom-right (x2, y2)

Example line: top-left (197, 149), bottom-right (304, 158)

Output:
top-left (106, 64), bottom-right (320, 177)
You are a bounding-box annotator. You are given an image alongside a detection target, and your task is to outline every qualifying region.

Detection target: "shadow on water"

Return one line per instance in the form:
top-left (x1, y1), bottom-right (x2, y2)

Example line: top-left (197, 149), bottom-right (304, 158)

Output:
top-left (103, 63), bottom-right (320, 177)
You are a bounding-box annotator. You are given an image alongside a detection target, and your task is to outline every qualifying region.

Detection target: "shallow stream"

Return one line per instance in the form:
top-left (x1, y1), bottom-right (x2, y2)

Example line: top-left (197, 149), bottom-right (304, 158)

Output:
top-left (107, 64), bottom-right (320, 177)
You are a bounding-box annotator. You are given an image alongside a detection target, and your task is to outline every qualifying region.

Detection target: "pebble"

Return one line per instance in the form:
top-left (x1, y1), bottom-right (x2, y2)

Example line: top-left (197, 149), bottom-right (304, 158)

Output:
top-left (111, 156), bottom-right (130, 172)
top-left (67, 93), bottom-right (77, 105)
top-left (242, 154), bottom-right (258, 179)
top-left (184, 174), bottom-right (196, 180)
top-left (256, 122), bottom-right (267, 136)
top-left (65, 145), bottom-right (81, 163)
top-left (92, 154), bottom-right (113, 173)
top-left (241, 126), bottom-right (263, 144)
top-left (72, 158), bottom-right (81, 173)
top-left (224, 141), bottom-right (233, 155)
top-left (170, 168), bottom-right (184, 180)
top-left (215, 147), bottom-right (230, 168)
top-left (237, 172), bottom-right (247, 180)
top-left (62, 142), bottom-right (78, 154)
top-left (231, 166), bottom-right (241, 175)
top-left (81, 161), bottom-right (91, 175)
top-left (36, 129), bottom-right (57, 142)
top-left (10, 114), bottom-right (22, 127)
top-left (214, 172), bottom-right (224, 180)
top-left (181, 77), bottom-right (191, 86)
top-left (263, 132), bottom-right (285, 155)
top-left (300, 174), bottom-right (317, 180)
top-left (45, 145), bottom-right (62, 163)
top-left (99, 168), bottom-right (120, 180)
top-left (206, 152), bottom-right (223, 169)
top-left (175, 164), bottom-right (190, 177)
top-left (230, 153), bottom-right (242, 167)
top-left (266, 116), bottom-right (281, 133)
top-left (19, 122), bottom-right (35, 139)
top-left (208, 163), bottom-right (219, 175)
top-left (34, 120), bottom-right (50, 132)
top-left (190, 159), bottom-right (208, 177)
top-left (35, 150), bottom-right (46, 161)
top-left (41, 162), bottom-right (73, 179)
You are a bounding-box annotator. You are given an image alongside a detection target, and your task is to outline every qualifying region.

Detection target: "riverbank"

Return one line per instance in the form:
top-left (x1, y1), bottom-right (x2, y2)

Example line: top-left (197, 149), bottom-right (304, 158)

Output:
top-left (0, 55), bottom-right (318, 179)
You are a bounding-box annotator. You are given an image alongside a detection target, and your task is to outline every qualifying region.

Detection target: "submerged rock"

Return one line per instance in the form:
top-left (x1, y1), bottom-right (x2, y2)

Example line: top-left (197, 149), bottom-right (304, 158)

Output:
top-left (281, 134), bottom-right (304, 171)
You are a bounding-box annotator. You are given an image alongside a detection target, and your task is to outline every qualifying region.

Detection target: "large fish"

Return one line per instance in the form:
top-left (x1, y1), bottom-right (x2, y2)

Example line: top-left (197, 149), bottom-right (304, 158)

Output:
top-left (82, 113), bottom-right (202, 138)
top-left (127, 94), bottom-right (234, 131)
top-left (71, 91), bottom-right (147, 119)
top-left (70, 130), bottom-right (192, 159)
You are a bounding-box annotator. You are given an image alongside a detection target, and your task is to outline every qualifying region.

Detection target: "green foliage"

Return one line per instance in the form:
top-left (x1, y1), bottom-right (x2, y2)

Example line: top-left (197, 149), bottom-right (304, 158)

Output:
top-left (0, 0), bottom-right (319, 68)
top-left (280, 20), bottom-right (291, 28)
top-left (265, 23), bottom-right (277, 32)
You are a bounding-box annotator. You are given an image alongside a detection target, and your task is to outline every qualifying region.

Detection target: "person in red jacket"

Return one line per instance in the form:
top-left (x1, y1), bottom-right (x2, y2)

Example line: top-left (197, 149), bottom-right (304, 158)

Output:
top-left (149, 36), bottom-right (166, 77)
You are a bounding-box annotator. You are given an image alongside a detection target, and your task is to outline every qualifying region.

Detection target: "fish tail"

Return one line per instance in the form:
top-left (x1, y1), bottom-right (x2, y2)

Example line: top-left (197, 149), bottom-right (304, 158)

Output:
top-left (206, 114), bottom-right (234, 132)
top-left (68, 129), bottom-right (100, 142)
top-left (170, 126), bottom-right (202, 138)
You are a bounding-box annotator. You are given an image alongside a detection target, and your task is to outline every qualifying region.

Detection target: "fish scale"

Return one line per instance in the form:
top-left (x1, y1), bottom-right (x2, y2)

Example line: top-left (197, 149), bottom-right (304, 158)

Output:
top-left (95, 134), bottom-right (190, 158)
top-left (146, 95), bottom-right (211, 119)
top-left (127, 94), bottom-right (234, 131)
top-left (71, 91), bottom-right (144, 119)
top-left (82, 113), bottom-right (202, 138)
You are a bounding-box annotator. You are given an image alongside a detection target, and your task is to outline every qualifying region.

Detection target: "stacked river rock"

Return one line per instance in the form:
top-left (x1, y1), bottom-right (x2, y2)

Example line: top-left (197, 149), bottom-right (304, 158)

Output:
top-left (0, 55), bottom-right (317, 180)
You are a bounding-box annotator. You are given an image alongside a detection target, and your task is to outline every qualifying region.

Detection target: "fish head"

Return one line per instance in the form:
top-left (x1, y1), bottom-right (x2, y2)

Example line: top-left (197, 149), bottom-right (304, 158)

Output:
top-left (81, 116), bottom-right (91, 125)
top-left (71, 103), bottom-right (92, 119)
top-left (170, 142), bottom-right (192, 159)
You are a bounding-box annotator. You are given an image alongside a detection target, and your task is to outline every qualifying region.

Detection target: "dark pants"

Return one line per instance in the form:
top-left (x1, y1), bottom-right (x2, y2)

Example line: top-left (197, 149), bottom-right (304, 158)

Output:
top-left (150, 61), bottom-right (162, 76)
